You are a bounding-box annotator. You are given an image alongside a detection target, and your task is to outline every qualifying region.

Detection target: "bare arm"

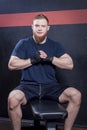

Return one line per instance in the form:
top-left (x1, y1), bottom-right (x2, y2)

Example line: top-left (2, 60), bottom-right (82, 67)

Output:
top-left (39, 50), bottom-right (74, 70)
top-left (8, 56), bottom-right (32, 70)
top-left (8, 52), bottom-right (73, 71)
top-left (52, 53), bottom-right (74, 70)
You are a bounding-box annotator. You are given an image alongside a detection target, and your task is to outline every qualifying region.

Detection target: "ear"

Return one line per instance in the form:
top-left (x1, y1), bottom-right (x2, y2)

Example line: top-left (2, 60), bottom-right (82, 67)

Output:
top-left (31, 24), bottom-right (33, 30)
top-left (47, 25), bottom-right (50, 31)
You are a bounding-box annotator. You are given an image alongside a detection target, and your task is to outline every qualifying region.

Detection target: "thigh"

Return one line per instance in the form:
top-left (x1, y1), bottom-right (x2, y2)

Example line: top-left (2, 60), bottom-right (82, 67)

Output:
top-left (14, 84), bottom-right (40, 102)
top-left (8, 89), bottom-right (27, 105)
top-left (59, 87), bottom-right (80, 103)
top-left (42, 83), bottom-right (68, 101)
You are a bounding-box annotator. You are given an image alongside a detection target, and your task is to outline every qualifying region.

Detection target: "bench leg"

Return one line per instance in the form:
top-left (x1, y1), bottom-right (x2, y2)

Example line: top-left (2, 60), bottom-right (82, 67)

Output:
top-left (46, 122), bottom-right (60, 130)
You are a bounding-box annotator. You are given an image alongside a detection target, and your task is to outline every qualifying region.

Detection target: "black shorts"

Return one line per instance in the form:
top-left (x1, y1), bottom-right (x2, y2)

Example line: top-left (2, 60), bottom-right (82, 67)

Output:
top-left (15, 82), bottom-right (68, 102)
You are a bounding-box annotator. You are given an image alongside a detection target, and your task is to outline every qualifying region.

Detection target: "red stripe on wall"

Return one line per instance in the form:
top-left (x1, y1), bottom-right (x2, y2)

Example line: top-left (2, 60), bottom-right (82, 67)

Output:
top-left (0, 9), bottom-right (87, 27)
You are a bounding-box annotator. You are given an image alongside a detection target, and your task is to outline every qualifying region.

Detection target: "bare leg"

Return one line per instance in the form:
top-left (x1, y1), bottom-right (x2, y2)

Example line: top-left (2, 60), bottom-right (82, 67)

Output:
top-left (59, 87), bottom-right (81, 130)
top-left (8, 90), bottom-right (27, 130)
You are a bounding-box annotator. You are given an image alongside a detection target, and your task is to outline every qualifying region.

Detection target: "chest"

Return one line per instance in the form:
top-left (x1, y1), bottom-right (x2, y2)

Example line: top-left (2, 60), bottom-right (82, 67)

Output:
top-left (26, 42), bottom-right (56, 58)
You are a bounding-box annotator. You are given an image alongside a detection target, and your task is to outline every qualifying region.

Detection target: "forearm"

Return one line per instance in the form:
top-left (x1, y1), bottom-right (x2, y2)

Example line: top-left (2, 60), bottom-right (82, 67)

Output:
top-left (8, 56), bottom-right (32, 70)
top-left (52, 55), bottom-right (74, 70)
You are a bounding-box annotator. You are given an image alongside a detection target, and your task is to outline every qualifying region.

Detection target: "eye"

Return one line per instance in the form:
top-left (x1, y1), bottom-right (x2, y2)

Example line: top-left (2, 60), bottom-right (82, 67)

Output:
top-left (35, 24), bottom-right (39, 27)
top-left (42, 25), bottom-right (46, 27)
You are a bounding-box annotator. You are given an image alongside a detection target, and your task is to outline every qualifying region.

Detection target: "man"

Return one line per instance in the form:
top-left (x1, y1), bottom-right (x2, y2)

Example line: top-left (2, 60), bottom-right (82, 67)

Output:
top-left (8, 14), bottom-right (81, 130)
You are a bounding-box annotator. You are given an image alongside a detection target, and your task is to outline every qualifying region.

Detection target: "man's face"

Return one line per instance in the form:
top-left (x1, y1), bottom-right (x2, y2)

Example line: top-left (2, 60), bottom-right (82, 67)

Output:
top-left (32, 19), bottom-right (50, 43)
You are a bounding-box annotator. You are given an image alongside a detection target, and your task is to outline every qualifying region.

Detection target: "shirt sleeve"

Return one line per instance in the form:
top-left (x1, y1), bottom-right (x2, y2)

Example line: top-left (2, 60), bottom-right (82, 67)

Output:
top-left (11, 39), bottom-right (26, 59)
top-left (55, 42), bottom-right (66, 57)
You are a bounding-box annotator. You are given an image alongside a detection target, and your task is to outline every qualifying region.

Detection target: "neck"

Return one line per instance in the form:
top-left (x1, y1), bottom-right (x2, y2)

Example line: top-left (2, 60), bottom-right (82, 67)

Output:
top-left (33, 35), bottom-right (47, 44)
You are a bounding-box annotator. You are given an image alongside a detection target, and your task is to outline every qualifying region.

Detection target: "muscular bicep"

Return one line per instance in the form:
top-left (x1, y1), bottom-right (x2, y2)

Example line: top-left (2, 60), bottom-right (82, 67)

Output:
top-left (8, 56), bottom-right (31, 70)
top-left (8, 56), bottom-right (21, 69)
top-left (53, 53), bottom-right (74, 70)
top-left (59, 53), bottom-right (73, 61)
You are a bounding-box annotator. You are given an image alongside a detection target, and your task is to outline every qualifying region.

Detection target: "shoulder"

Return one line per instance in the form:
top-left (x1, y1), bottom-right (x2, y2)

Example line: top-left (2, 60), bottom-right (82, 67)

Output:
top-left (16, 36), bottom-right (33, 47)
top-left (18, 36), bottom-right (32, 44)
top-left (47, 38), bottom-right (64, 47)
top-left (47, 38), bottom-right (67, 56)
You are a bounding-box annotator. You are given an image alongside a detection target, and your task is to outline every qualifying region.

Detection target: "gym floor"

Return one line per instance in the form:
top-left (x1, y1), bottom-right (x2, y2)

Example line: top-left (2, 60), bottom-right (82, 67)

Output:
top-left (0, 118), bottom-right (87, 130)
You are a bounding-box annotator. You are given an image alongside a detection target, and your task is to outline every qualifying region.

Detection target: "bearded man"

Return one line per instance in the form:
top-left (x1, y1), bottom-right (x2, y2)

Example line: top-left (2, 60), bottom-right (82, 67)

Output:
top-left (8, 14), bottom-right (81, 130)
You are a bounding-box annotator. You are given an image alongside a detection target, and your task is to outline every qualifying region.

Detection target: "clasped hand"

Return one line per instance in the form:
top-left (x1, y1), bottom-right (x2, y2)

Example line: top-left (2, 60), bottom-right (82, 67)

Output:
top-left (31, 50), bottom-right (53, 65)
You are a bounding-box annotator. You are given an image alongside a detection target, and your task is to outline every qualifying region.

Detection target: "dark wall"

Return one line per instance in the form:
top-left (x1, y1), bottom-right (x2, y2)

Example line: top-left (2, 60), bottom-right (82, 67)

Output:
top-left (0, 0), bottom-right (87, 127)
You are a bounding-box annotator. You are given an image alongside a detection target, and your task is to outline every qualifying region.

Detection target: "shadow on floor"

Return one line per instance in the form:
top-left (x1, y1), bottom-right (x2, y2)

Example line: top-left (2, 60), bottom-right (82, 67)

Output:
top-left (0, 118), bottom-right (87, 130)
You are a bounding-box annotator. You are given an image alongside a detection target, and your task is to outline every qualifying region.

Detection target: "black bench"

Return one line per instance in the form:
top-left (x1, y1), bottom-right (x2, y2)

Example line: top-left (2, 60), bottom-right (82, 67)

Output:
top-left (29, 99), bottom-right (68, 130)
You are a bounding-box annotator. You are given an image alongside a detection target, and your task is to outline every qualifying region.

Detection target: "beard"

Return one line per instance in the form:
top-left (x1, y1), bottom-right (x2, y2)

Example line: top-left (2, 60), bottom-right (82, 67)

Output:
top-left (33, 32), bottom-right (47, 43)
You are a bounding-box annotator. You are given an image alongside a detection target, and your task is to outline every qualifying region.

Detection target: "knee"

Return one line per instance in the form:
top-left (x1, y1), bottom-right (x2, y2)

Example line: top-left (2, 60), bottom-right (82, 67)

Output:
top-left (8, 94), bottom-right (19, 110)
top-left (72, 89), bottom-right (82, 106)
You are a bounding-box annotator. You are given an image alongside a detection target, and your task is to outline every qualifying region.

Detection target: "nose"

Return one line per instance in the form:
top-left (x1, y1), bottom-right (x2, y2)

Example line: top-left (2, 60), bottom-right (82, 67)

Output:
top-left (38, 26), bottom-right (42, 30)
